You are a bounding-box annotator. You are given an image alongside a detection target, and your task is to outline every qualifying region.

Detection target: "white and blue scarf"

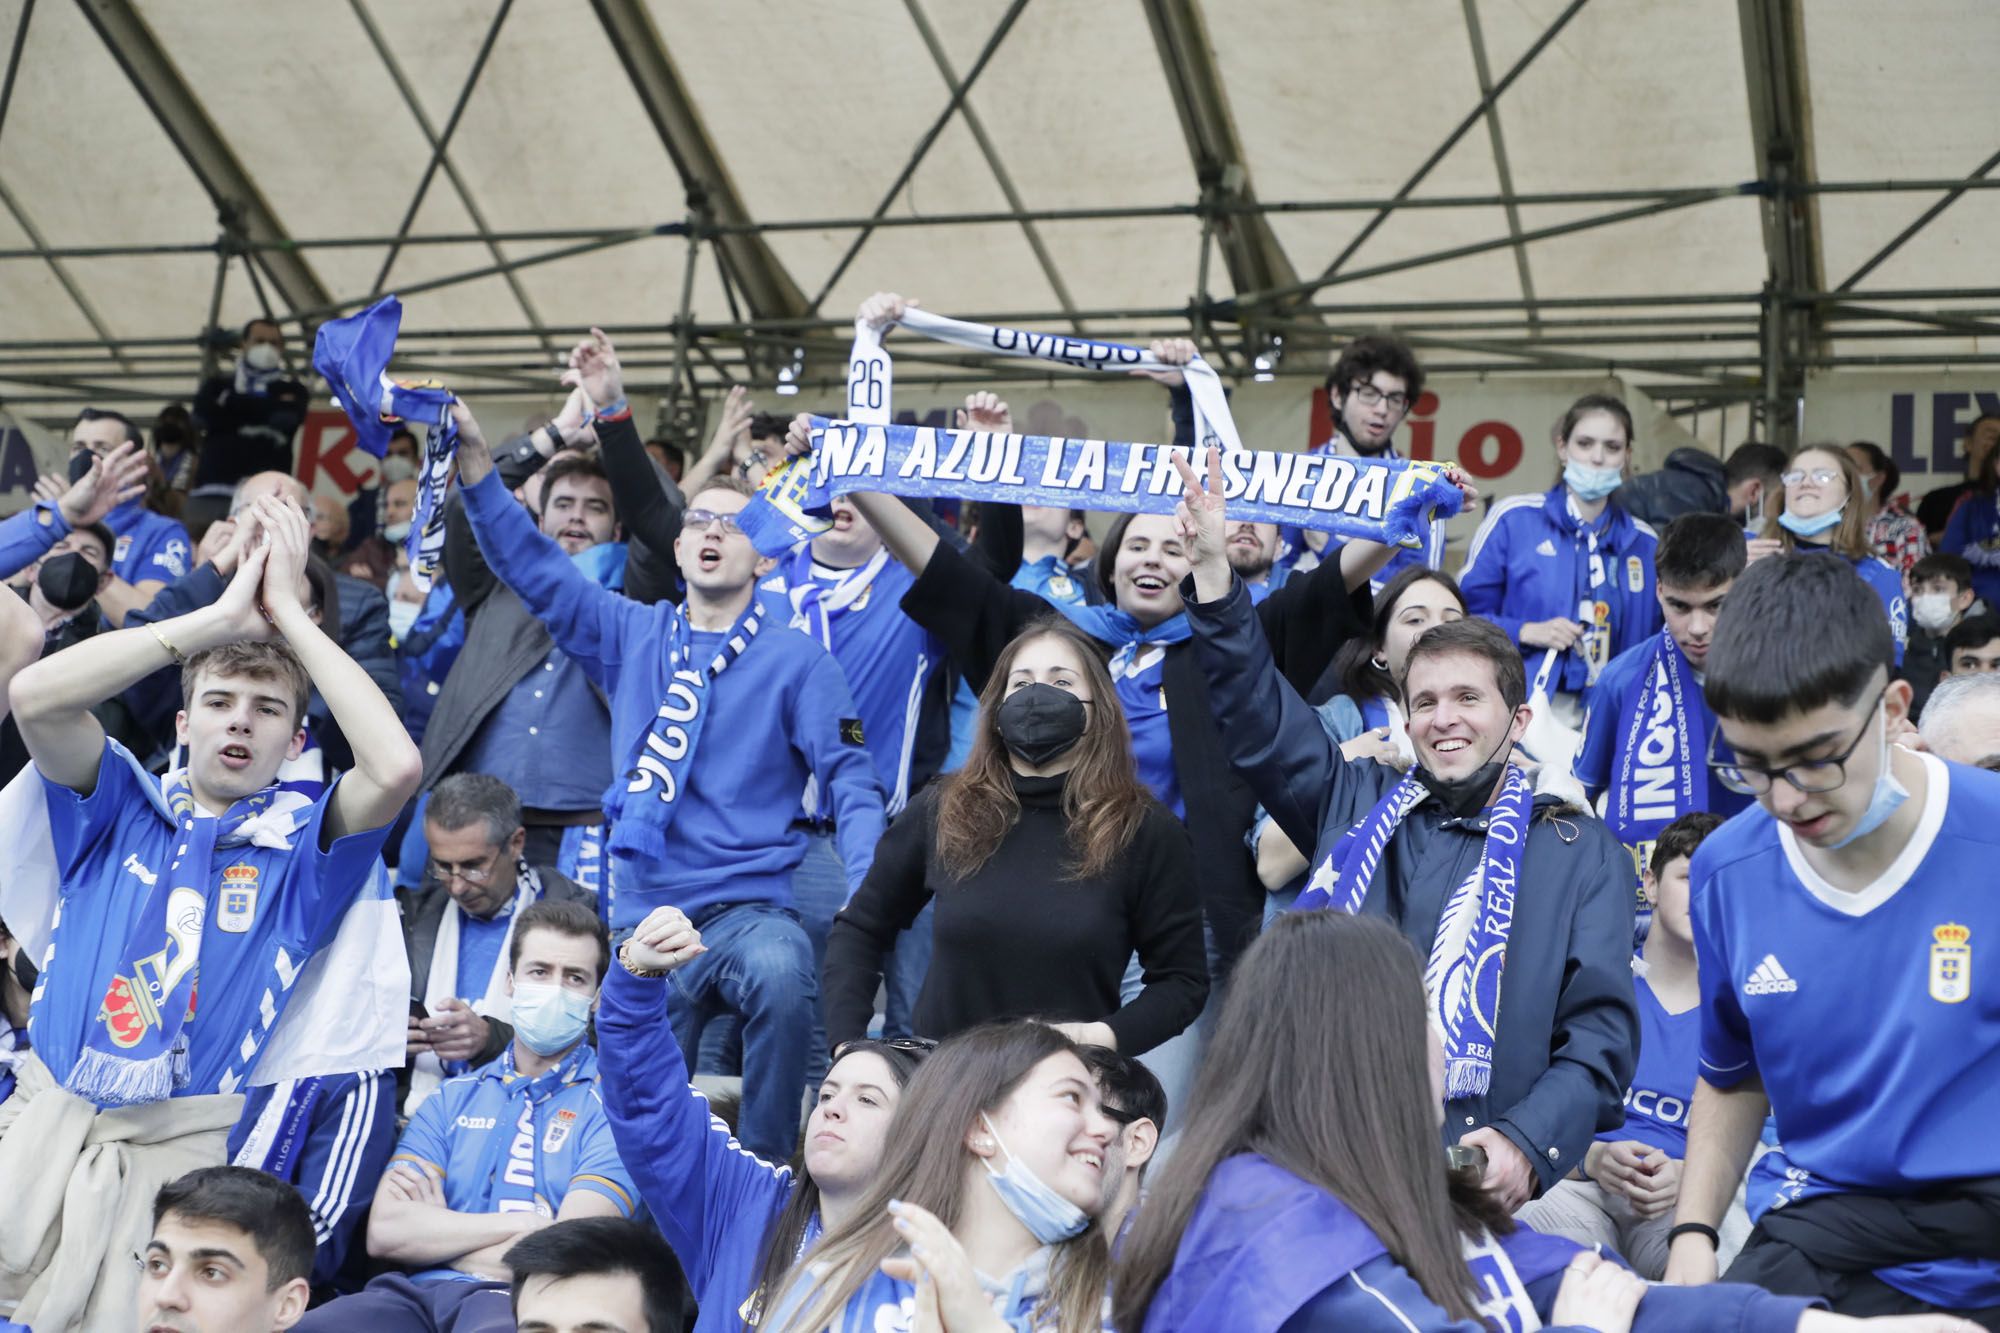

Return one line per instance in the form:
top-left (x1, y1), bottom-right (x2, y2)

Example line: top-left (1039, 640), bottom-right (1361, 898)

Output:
top-left (737, 307), bottom-right (1463, 557)
top-left (1297, 763), bottom-right (1532, 1099)
top-left (65, 771), bottom-right (311, 1107)
top-left (606, 599), bottom-right (767, 860)
top-left (1610, 628), bottom-right (1707, 856)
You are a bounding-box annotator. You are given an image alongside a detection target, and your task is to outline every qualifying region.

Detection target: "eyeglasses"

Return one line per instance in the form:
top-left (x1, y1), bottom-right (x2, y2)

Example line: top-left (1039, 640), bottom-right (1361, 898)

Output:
top-left (1348, 382), bottom-right (1411, 414)
top-left (684, 508), bottom-right (744, 535)
top-left (1781, 468), bottom-right (1841, 487)
top-left (427, 846), bottom-right (507, 887)
top-left (831, 1035), bottom-right (938, 1063)
top-left (1706, 687), bottom-right (1885, 794)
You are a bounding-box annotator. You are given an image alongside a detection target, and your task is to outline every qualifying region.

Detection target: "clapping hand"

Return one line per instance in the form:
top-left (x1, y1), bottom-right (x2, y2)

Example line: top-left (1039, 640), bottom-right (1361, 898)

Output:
top-left (881, 1200), bottom-right (1012, 1333)
top-left (57, 442), bottom-right (150, 527)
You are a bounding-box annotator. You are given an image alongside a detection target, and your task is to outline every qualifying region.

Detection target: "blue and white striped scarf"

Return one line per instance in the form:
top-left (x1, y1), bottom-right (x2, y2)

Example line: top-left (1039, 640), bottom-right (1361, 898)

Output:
top-left (1296, 762), bottom-right (1531, 1098)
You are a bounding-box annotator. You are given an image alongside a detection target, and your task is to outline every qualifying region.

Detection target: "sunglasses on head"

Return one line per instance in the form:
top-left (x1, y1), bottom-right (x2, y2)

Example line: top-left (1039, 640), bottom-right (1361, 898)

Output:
top-left (831, 1035), bottom-right (938, 1064)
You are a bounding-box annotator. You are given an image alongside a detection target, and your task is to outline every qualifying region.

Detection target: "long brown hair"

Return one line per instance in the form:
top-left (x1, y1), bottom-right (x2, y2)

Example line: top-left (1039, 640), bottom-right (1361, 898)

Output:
top-left (937, 618), bottom-right (1150, 881)
top-left (1112, 913), bottom-right (1495, 1329)
top-left (771, 1022), bottom-right (1112, 1333)
top-left (1762, 443), bottom-right (1873, 561)
top-left (741, 1041), bottom-right (930, 1329)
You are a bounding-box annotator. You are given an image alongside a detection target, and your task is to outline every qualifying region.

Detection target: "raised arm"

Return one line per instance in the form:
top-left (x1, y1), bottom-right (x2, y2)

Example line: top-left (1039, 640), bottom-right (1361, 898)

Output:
top-left (566, 332), bottom-right (685, 558)
top-left (451, 399), bottom-right (653, 684)
top-left (681, 383), bottom-right (758, 497)
top-left (0, 441), bottom-right (150, 581)
top-left (251, 497), bottom-right (422, 842)
top-left (1175, 448), bottom-right (1355, 850)
top-left (10, 539), bottom-right (281, 793)
top-left (599, 907), bottom-right (795, 1294)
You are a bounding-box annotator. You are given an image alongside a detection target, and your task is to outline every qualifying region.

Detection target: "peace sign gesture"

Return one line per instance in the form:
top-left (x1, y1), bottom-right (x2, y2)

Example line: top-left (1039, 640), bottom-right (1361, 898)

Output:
top-left (1171, 445), bottom-right (1233, 602)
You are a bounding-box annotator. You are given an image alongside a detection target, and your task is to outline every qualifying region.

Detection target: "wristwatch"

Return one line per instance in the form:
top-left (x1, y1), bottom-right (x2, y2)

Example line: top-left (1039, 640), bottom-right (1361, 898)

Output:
top-left (617, 939), bottom-right (667, 979)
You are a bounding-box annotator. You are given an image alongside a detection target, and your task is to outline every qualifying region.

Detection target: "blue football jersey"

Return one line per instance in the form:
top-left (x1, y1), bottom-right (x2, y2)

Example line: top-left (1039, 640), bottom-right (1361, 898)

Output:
top-left (1691, 754), bottom-right (2000, 1307)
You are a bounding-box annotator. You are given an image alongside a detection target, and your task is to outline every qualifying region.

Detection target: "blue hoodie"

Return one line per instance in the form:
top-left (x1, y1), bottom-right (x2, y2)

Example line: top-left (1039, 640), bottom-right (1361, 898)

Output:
top-left (463, 470), bottom-right (887, 927)
top-left (1459, 485), bottom-right (1661, 694)
top-left (1142, 1153), bottom-right (1816, 1332)
top-left (596, 962), bottom-right (802, 1333)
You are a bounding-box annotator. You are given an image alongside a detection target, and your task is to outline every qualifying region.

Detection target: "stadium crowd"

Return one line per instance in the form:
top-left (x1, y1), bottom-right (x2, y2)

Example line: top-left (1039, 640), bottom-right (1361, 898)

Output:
top-left (0, 300), bottom-right (1996, 1333)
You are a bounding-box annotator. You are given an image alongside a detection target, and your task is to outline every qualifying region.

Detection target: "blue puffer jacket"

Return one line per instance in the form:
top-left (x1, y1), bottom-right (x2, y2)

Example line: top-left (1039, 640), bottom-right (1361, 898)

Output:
top-left (1458, 485), bottom-right (1661, 694)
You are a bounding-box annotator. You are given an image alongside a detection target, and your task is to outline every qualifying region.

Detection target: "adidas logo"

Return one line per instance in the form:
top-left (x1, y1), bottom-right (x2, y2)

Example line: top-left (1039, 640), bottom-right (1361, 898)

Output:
top-left (1535, 538), bottom-right (1557, 557)
top-left (1744, 954), bottom-right (1798, 996)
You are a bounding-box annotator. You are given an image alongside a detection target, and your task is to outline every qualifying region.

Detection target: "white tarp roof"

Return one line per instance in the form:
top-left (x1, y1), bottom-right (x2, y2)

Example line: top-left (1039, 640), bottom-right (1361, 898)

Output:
top-left (0, 0), bottom-right (1996, 416)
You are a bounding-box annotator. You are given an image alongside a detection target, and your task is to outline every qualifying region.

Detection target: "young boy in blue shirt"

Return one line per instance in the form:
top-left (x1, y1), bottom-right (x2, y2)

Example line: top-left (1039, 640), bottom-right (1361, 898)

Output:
top-left (1665, 554), bottom-right (2000, 1322)
top-left (1577, 513), bottom-right (1755, 932)
top-left (10, 496), bottom-right (419, 1107)
top-left (451, 352), bottom-right (885, 1165)
top-left (1518, 811), bottom-right (1722, 1279)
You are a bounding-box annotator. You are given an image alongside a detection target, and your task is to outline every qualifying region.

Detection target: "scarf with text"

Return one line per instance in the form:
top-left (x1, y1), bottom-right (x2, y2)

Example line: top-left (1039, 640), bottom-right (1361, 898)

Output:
top-left (1608, 627), bottom-right (1708, 864)
top-left (1296, 762), bottom-right (1531, 1099)
top-left (606, 598), bottom-right (767, 860)
top-left (738, 308), bottom-right (1461, 557)
top-left (65, 771), bottom-right (310, 1106)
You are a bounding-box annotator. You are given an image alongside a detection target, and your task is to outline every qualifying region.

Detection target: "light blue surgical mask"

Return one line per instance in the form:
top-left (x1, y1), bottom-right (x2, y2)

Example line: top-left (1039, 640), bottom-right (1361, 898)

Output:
top-left (509, 982), bottom-right (593, 1056)
top-left (1562, 460), bottom-right (1624, 503)
top-left (1778, 505), bottom-right (1844, 540)
top-left (977, 1113), bottom-right (1090, 1243)
top-left (1827, 706), bottom-right (1909, 850)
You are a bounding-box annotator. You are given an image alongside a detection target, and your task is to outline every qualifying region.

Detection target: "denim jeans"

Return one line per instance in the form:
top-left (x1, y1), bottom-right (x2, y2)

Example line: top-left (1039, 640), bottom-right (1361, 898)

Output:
top-left (667, 902), bottom-right (817, 1163)
top-left (793, 830), bottom-right (933, 1085)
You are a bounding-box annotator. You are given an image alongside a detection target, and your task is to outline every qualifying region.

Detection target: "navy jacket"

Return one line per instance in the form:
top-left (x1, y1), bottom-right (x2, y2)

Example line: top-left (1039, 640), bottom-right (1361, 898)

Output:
top-left (1186, 576), bottom-right (1637, 1191)
top-left (1620, 448), bottom-right (1729, 529)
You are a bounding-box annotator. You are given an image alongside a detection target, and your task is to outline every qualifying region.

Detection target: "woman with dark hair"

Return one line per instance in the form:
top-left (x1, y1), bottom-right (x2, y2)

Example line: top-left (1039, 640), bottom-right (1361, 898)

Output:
top-left (768, 1020), bottom-right (1115, 1333)
top-left (1114, 912), bottom-right (1886, 1333)
top-left (595, 905), bottom-right (931, 1332)
top-left (1253, 567), bottom-right (1468, 908)
top-left (1847, 440), bottom-right (1927, 575)
top-left (1755, 445), bottom-right (1908, 662)
top-left (823, 618), bottom-right (1206, 1055)
top-left (1460, 393), bottom-right (1662, 722)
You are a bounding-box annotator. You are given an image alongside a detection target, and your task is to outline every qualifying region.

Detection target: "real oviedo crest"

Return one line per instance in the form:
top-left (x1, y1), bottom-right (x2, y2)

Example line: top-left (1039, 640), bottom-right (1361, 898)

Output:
top-left (217, 863), bottom-right (259, 934)
top-left (1930, 922), bottom-right (1971, 1005)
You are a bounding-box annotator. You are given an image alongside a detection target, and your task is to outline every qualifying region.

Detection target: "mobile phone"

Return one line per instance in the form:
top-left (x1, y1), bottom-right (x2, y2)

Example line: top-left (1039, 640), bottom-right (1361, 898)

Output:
top-left (410, 998), bottom-right (429, 1022)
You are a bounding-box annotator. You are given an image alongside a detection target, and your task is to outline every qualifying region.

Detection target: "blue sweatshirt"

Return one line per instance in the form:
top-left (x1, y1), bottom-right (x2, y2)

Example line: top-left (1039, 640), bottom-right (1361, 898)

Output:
top-left (1942, 488), bottom-right (2000, 608)
top-left (0, 499), bottom-right (70, 581)
top-left (1459, 486), bottom-right (1661, 694)
top-left (596, 962), bottom-right (800, 1333)
top-left (463, 471), bottom-right (885, 926)
top-left (1144, 1153), bottom-right (1816, 1333)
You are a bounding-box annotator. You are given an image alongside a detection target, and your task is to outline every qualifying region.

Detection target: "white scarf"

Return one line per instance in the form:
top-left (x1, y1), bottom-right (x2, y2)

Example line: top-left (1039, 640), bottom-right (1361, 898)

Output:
top-left (405, 866), bottom-right (538, 1114)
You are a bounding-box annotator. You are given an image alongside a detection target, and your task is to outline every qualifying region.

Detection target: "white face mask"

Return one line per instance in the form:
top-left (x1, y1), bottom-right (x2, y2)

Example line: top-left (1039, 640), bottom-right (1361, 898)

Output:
top-left (243, 342), bottom-right (281, 372)
top-left (387, 596), bottom-right (420, 639)
top-left (380, 456), bottom-right (418, 485)
top-left (1911, 591), bottom-right (1959, 634)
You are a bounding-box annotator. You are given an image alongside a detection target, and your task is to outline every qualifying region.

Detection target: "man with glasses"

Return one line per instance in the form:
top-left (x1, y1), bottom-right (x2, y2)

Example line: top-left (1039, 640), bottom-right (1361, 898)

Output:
top-left (1277, 334), bottom-right (1438, 591)
top-left (1664, 555), bottom-right (2000, 1323)
top-left (400, 773), bottom-right (594, 1113)
top-left (451, 359), bottom-right (885, 1166)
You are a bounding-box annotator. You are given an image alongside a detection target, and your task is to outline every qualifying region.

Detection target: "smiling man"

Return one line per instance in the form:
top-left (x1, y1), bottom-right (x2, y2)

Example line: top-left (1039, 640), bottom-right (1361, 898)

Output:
top-left (1176, 447), bottom-right (1636, 1215)
top-left (1663, 555), bottom-right (2000, 1322)
top-left (137, 1167), bottom-right (316, 1333)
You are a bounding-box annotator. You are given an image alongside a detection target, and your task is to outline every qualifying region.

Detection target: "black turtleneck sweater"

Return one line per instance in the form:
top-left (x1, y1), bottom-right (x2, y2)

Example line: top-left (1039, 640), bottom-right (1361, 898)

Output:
top-left (822, 771), bottom-right (1207, 1055)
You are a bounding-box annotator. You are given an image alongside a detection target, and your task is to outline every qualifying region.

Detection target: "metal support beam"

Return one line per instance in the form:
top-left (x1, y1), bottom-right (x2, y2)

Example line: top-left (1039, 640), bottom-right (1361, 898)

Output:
top-left (1738, 0), bottom-right (1823, 449)
top-left (1142, 0), bottom-right (1311, 351)
top-left (808, 0), bottom-right (1032, 312)
top-left (0, 177), bottom-right (130, 370)
top-left (902, 0), bottom-right (1079, 327)
top-left (1460, 0), bottom-right (1539, 330)
top-left (1836, 145), bottom-right (2000, 293)
top-left (0, 0), bottom-right (34, 145)
top-left (588, 0), bottom-right (807, 320)
top-left (1313, 0), bottom-right (1591, 285)
top-left (349, 0), bottom-right (550, 349)
top-left (75, 0), bottom-right (334, 318)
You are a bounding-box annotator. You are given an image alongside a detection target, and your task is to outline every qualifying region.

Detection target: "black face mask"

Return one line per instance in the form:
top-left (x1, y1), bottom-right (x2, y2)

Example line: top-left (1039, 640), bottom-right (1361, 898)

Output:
top-left (9, 948), bottom-right (35, 995)
top-left (67, 450), bottom-right (94, 485)
top-left (1414, 725), bottom-right (1515, 820)
top-left (995, 683), bottom-right (1088, 767)
top-left (37, 552), bottom-right (99, 612)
